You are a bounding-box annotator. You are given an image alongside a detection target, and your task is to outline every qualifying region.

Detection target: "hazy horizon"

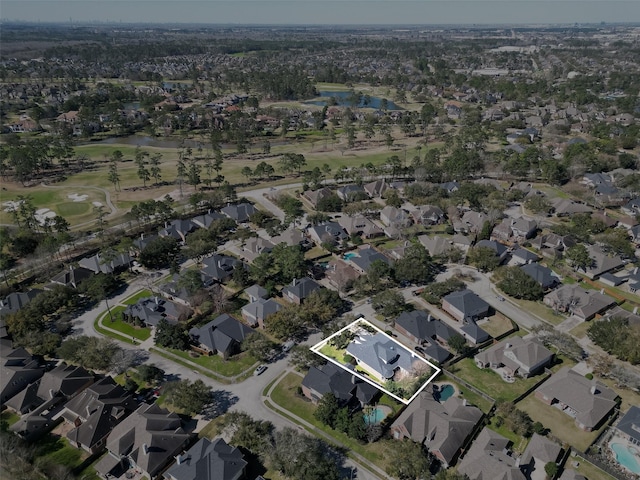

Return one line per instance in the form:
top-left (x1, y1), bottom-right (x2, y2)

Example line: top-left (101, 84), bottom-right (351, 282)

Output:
top-left (3, 1), bottom-right (640, 26)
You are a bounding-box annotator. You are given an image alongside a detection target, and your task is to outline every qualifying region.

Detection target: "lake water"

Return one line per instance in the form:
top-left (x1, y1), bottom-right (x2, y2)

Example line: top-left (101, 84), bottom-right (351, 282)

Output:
top-left (306, 91), bottom-right (401, 110)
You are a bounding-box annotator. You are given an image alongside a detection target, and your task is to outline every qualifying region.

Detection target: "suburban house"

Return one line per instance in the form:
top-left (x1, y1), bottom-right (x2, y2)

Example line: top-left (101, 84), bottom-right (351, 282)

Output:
top-left (474, 337), bottom-right (554, 381)
top-left (301, 362), bottom-right (379, 407)
top-left (583, 245), bottom-right (624, 279)
top-left (520, 263), bottom-right (560, 290)
top-left (325, 258), bottom-right (360, 292)
top-left (475, 240), bottom-right (509, 263)
top-left (302, 187), bottom-right (333, 208)
top-left (1, 345), bottom-right (44, 405)
top-left (189, 314), bottom-right (253, 359)
top-left (307, 222), bottom-right (348, 246)
top-left (241, 237), bottom-right (274, 263)
top-left (133, 234), bottom-right (159, 252)
top-left (244, 284), bottom-right (268, 303)
top-left (158, 274), bottom-right (193, 306)
top-left (345, 332), bottom-right (419, 382)
top-left (519, 433), bottom-right (562, 479)
top-left (380, 206), bottom-right (411, 228)
top-left (201, 254), bottom-right (242, 285)
top-left (552, 199), bottom-right (593, 217)
top-left (190, 210), bottom-right (225, 229)
top-left (64, 377), bottom-right (137, 454)
top-left (510, 247), bottom-right (540, 266)
top-left (96, 403), bottom-right (191, 480)
top-left (621, 198), bottom-right (640, 217)
top-left (531, 233), bottom-right (576, 259)
top-left (410, 205), bottom-right (446, 225)
top-left (123, 296), bottom-right (188, 328)
top-left (442, 289), bottom-right (491, 323)
top-left (281, 277), bottom-right (321, 304)
top-left (535, 367), bottom-right (618, 431)
top-left (543, 285), bottom-right (616, 321)
top-left (419, 234), bottom-right (471, 258)
top-left (271, 227), bottom-right (305, 247)
top-left (454, 210), bottom-right (488, 234)
top-left (159, 219), bottom-right (198, 244)
top-left (164, 437), bottom-right (247, 480)
top-left (221, 202), bottom-right (257, 223)
top-left (460, 324), bottom-right (491, 345)
top-left (364, 179), bottom-right (389, 198)
top-left (241, 297), bottom-right (282, 328)
top-left (395, 310), bottom-right (454, 345)
top-left (79, 253), bottom-right (131, 274)
top-left (390, 393), bottom-right (483, 467)
top-left (50, 266), bottom-right (94, 289)
top-left (560, 470), bottom-right (588, 480)
top-left (337, 215), bottom-right (384, 239)
top-left (457, 427), bottom-right (526, 480)
top-left (336, 184), bottom-right (365, 202)
top-left (6, 363), bottom-right (93, 415)
top-left (615, 406), bottom-right (640, 446)
top-left (492, 217), bottom-right (537, 243)
top-left (0, 289), bottom-right (42, 317)
top-left (346, 245), bottom-right (391, 274)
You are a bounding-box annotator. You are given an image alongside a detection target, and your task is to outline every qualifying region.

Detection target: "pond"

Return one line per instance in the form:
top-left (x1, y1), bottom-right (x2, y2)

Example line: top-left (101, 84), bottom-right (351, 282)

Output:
top-left (305, 90), bottom-right (401, 110)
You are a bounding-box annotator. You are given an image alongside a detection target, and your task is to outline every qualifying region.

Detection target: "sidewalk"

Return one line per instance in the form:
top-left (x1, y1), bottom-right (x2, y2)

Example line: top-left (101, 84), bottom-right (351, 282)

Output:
top-left (263, 369), bottom-right (390, 480)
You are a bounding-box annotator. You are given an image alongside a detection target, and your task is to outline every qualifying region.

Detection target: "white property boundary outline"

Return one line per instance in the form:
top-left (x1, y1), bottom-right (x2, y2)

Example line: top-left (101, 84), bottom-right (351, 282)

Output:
top-left (310, 317), bottom-right (441, 405)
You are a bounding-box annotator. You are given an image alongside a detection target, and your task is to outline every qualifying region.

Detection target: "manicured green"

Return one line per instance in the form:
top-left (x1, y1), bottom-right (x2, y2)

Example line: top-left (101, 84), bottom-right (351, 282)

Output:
top-left (56, 201), bottom-right (91, 217)
top-left (101, 305), bottom-right (151, 340)
top-left (94, 310), bottom-right (137, 345)
top-left (165, 348), bottom-right (257, 377)
top-left (450, 357), bottom-right (543, 403)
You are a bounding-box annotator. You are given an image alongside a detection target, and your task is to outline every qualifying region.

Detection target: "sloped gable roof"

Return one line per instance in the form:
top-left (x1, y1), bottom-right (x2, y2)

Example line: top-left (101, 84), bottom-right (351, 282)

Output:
top-left (165, 437), bottom-right (247, 480)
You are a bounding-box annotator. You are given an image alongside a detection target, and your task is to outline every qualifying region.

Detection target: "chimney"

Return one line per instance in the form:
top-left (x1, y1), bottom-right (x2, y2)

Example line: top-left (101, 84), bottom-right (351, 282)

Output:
top-left (292, 278), bottom-right (297, 286)
top-left (141, 233), bottom-right (144, 240)
top-left (505, 343), bottom-right (512, 349)
top-left (143, 443), bottom-right (149, 455)
top-left (462, 399), bottom-right (467, 406)
top-left (175, 453), bottom-right (189, 465)
top-left (155, 296), bottom-right (159, 305)
top-left (600, 288), bottom-right (604, 295)
top-left (633, 307), bottom-right (638, 315)
top-left (590, 385), bottom-right (598, 395)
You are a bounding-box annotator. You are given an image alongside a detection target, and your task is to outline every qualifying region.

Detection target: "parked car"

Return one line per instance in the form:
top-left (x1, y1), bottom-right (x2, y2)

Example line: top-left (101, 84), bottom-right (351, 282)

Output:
top-left (254, 365), bottom-right (267, 376)
top-left (282, 340), bottom-right (296, 353)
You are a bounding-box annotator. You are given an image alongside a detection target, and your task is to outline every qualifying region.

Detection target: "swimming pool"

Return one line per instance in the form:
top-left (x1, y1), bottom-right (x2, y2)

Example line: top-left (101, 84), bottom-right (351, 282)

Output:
top-left (610, 442), bottom-right (640, 474)
top-left (364, 406), bottom-right (390, 425)
top-left (344, 252), bottom-right (359, 261)
top-left (438, 384), bottom-right (455, 402)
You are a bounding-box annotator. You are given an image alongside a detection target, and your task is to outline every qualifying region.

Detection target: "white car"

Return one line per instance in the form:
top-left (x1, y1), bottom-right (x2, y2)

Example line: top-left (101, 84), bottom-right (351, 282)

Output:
top-left (254, 365), bottom-right (267, 376)
top-left (282, 340), bottom-right (296, 353)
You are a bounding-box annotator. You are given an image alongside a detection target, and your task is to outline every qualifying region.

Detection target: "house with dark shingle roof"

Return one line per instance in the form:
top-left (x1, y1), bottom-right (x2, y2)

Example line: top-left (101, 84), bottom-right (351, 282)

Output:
top-left (221, 202), bottom-right (257, 223)
top-left (535, 367), bottom-right (618, 431)
top-left (301, 362), bottom-right (379, 408)
top-left (190, 210), bottom-right (225, 229)
top-left (189, 314), bottom-right (252, 359)
top-left (64, 377), bottom-right (137, 454)
top-left (442, 289), bottom-right (491, 323)
top-left (241, 298), bottom-right (282, 329)
top-left (615, 406), bottom-right (640, 446)
top-left (79, 252), bottom-right (131, 274)
top-left (1, 346), bottom-right (44, 405)
top-left (583, 245), bottom-right (624, 279)
top-left (336, 184), bottom-right (365, 202)
top-left (159, 219), bottom-right (198, 244)
top-left (519, 433), bottom-right (562, 479)
top-left (520, 263), bottom-right (560, 290)
top-left (123, 296), bottom-right (187, 328)
top-left (50, 266), bottom-right (94, 289)
top-left (307, 222), bottom-right (348, 246)
top-left (95, 403), bottom-right (191, 480)
top-left (201, 254), bottom-right (242, 285)
top-left (510, 247), bottom-right (540, 266)
top-left (164, 437), bottom-right (247, 480)
top-left (395, 310), bottom-right (454, 345)
top-left (390, 393), bottom-right (483, 467)
top-left (337, 215), bottom-right (384, 239)
top-left (475, 240), bottom-right (509, 262)
top-left (460, 324), bottom-right (490, 345)
top-left (543, 285), bottom-right (616, 321)
top-left (475, 337), bottom-right (554, 380)
top-left (0, 289), bottom-right (42, 318)
top-left (458, 427), bottom-right (526, 480)
top-left (281, 277), bottom-right (321, 305)
top-left (347, 245), bottom-right (391, 274)
top-left (302, 187), bottom-right (333, 208)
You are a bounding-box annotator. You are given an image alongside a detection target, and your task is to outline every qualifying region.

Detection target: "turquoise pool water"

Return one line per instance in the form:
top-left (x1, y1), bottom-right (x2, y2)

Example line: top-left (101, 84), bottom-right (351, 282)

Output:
top-left (344, 252), bottom-right (359, 260)
top-left (610, 442), bottom-right (640, 474)
top-left (438, 384), bottom-right (455, 401)
top-left (364, 407), bottom-right (387, 425)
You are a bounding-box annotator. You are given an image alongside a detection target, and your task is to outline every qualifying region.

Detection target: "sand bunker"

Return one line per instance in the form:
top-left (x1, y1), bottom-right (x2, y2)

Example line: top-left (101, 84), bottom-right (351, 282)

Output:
top-left (35, 208), bottom-right (57, 224)
top-left (68, 193), bottom-right (89, 202)
top-left (92, 201), bottom-right (103, 207)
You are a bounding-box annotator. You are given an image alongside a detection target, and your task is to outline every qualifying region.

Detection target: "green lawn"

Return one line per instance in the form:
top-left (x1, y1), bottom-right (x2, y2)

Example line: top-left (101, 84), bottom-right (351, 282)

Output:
top-left (165, 348), bottom-right (257, 377)
top-left (569, 321), bottom-right (592, 339)
top-left (94, 310), bottom-right (137, 345)
top-left (441, 375), bottom-right (494, 413)
top-left (318, 343), bottom-right (351, 364)
top-left (269, 372), bottom-right (398, 473)
top-left (39, 435), bottom-right (89, 471)
top-left (56, 201), bottom-right (91, 217)
top-left (510, 298), bottom-right (566, 326)
top-left (487, 422), bottom-right (530, 453)
top-left (518, 396), bottom-right (607, 452)
top-left (122, 289), bottom-right (153, 305)
top-left (1, 410), bottom-right (20, 430)
top-left (450, 357), bottom-right (544, 403)
top-left (480, 314), bottom-right (514, 339)
top-left (102, 306), bottom-right (151, 341)
top-left (573, 455), bottom-right (618, 480)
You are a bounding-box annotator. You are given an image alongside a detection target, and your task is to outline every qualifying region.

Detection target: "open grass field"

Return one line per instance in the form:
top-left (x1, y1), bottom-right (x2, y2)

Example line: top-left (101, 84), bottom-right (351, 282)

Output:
top-left (269, 372), bottom-right (398, 473)
top-left (450, 357), bottom-right (544, 403)
top-left (517, 396), bottom-right (608, 452)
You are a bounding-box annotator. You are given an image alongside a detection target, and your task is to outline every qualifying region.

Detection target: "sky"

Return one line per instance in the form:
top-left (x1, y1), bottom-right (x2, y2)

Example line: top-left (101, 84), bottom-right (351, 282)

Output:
top-left (2, 0), bottom-right (640, 25)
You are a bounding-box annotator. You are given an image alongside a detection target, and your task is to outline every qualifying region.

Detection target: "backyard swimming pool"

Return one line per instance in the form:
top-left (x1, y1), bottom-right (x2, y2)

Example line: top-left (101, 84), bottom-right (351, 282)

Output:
top-left (433, 383), bottom-right (456, 402)
top-left (364, 406), bottom-right (391, 425)
top-left (344, 252), bottom-right (359, 260)
top-left (610, 442), bottom-right (640, 474)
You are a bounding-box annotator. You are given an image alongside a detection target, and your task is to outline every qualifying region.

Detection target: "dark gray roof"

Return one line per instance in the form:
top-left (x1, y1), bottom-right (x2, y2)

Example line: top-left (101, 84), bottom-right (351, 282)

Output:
top-left (460, 324), bottom-right (490, 343)
top-left (423, 343), bottom-right (452, 363)
top-left (349, 246), bottom-right (391, 273)
top-left (51, 267), bottom-right (94, 288)
top-left (123, 296), bottom-right (182, 327)
top-left (189, 314), bottom-right (252, 355)
top-left (616, 406), bottom-right (640, 443)
top-left (521, 263), bottom-right (558, 289)
top-left (281, 277), bottom-right (321, 301)
top-left (164, 437), bottom-right (247, 480)
top-left (201, 254), bottom-right (241, 283)
top-left (133, 234), bottom-right (159, 251)
top-left (191, 211), bottom-right (225, 229)
top-left (443, 289), bottom-right (490, 322)
top-left (79, 253), bottom-right (131, 274)
top-left (0, 289), bottom-right (42, 317)
top-left (241, 298), bottom-right (282, 322)
top-left (458, 427), bottom-right (525, 480)
top-left (512, 248), bottom-right (539, 263)
top-left (308, 222), bottom-right (348, 242)
top-left (221, 203), bottom-right (256, 222)
top-left (301, 363), bottom-right (378, 405)
top-left (395, 310), bottom-right (455, 343)
top-left (476, 240), bottom-right (507, 256)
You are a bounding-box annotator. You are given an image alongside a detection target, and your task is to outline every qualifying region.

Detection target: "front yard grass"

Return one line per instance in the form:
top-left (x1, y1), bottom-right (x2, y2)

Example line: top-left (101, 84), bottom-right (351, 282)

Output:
top-left (318, 343), bottom-right (351, 364)
top-left (165, 348), bottom-right (257, 377)
top-left (569, 321), bottom-right (592, 339)
top-left (510, 298), bottom-right (566, 326)
top-left (102, 306), bottom-right (151, 341)
top-left (269, 372), bottom-right (397, 473)
top-left (479, 314), bottom-right (514, 339)
top-left (517, 396), bottom-right (606, 452)
top-left (122, 289), bottom-right (153, 305)
top-left (450, 357), bottom-right (543, 403)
